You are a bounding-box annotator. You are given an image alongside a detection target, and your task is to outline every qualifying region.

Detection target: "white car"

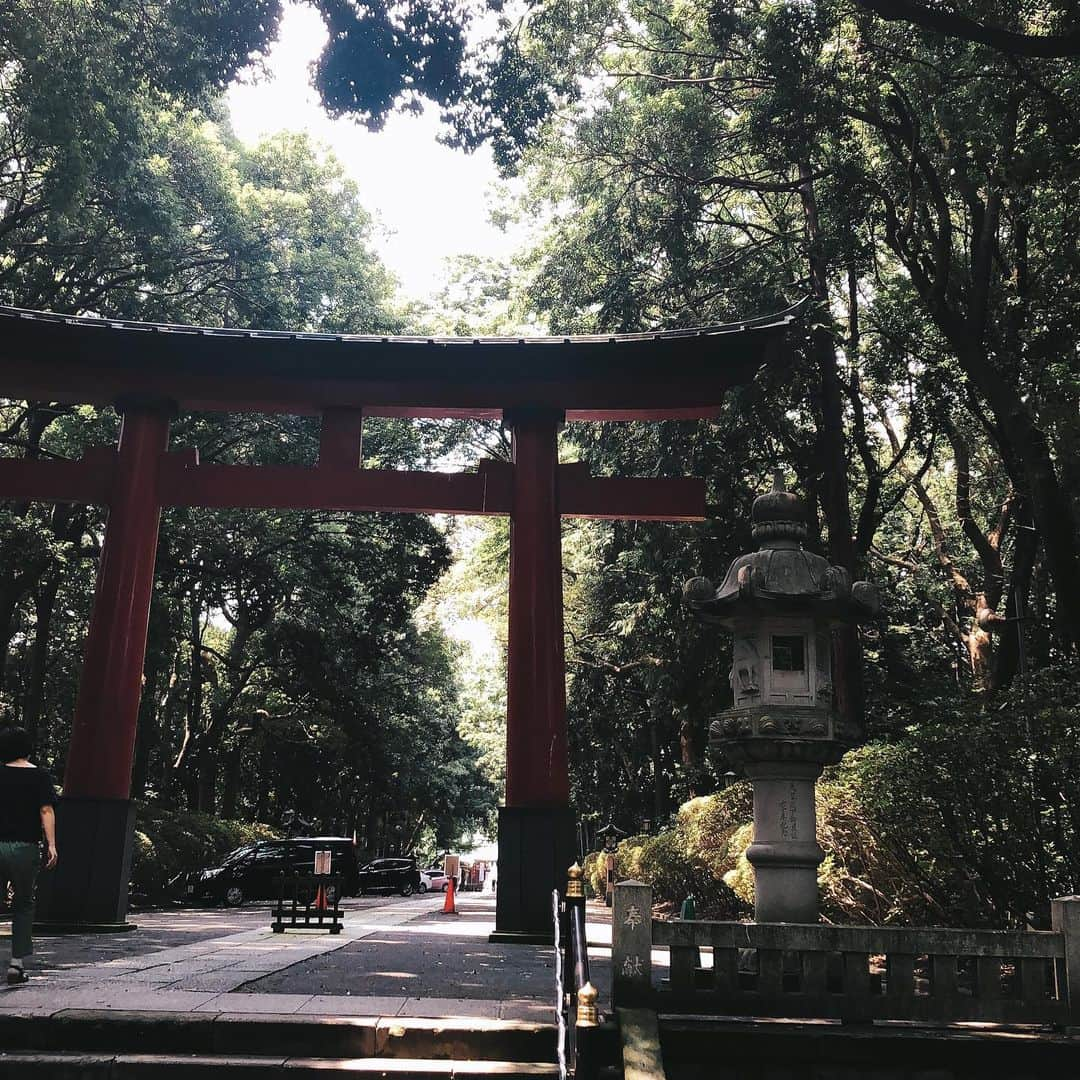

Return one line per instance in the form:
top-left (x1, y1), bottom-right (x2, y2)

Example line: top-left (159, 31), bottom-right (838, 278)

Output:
top-left (419, 869), bottom-right (450, 893)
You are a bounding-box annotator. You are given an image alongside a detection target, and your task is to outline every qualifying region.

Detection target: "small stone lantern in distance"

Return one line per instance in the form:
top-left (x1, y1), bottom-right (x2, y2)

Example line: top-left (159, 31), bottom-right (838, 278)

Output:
top-left (683, 472), bottom-right (878, 923)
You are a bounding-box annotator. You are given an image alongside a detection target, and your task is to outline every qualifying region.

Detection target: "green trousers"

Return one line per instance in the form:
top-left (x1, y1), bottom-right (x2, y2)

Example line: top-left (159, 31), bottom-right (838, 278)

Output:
top-left (0, 841), bottom-right (40, 960)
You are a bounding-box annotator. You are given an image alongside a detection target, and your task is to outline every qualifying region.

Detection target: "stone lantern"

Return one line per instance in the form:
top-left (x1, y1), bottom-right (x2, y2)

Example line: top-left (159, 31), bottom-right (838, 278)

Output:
top-left (683, 473), bottom-right (878, 923)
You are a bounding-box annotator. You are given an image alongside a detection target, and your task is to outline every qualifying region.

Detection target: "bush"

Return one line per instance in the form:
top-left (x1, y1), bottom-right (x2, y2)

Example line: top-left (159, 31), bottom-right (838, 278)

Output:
top-left (130, 801), bottom-right (279, 903)
top-left (583, 785), bottom-right (752, 918)
top-left (824, 664), bottom-right (1080, 928)
top-left (588, 666), bottom-right (1080, 929)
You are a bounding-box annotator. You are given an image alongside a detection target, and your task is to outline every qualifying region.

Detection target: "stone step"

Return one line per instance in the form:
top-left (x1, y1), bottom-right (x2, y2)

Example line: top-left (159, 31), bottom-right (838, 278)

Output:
top-left (0, 1010), bottom-right (557, 1064)
top-left (0, 1051), bottom-right (560, 1078)
top-left (657, 1015), bottom-right (1080, 1076)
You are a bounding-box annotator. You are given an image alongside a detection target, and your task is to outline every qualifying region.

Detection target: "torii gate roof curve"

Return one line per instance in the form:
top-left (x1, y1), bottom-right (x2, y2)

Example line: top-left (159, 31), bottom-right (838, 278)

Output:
top-left (0, 303), bottom-right (798, 419)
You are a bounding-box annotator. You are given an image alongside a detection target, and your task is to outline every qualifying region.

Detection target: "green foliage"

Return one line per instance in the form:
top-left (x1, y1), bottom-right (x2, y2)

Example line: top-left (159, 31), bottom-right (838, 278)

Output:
top-left (0, 7), bottom-right (497, 854)
top-left (130, 801), bottom-right (279, 902)
top-left (433, 0), bottom-right (1080, 847)
top-left (586, 663), bottom-right (1080, 929)
top-left (2, 95), bottom-right (400, 327)
top-left (586, 785), bottom-right (752, 918)
top-left (828, 665), bottom-right (1080, 928)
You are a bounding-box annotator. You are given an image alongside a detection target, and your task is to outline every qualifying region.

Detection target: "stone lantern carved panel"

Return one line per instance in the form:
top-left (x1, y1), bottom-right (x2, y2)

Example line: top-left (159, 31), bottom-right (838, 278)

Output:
top-left (730, 634), bottom-right (761, 703)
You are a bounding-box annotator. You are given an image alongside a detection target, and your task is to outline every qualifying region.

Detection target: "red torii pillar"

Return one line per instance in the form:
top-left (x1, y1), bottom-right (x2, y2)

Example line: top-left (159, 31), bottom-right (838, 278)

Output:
top-left (493, 408), bottom-right (704, 938)
top-left (505, 408), bottom-right (570, 808)
top-left (38, 401), bottom-right (171, 927)
top-left (494, 409), bottom-right (573, 941)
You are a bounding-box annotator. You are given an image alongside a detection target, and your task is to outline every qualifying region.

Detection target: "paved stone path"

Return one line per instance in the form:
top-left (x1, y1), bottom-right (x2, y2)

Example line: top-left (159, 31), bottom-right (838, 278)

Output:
top-left (0, 893), bottom-right (616, 1022)
top-left (237, 896), bottom-right (613, 1020)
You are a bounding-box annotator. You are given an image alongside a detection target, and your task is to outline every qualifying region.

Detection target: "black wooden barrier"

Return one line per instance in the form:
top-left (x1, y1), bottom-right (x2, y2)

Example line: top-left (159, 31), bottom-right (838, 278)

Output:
top-left (555, 864), bottom-right (600, 1080)
top-left (271, 873), bottom-right (344, 934)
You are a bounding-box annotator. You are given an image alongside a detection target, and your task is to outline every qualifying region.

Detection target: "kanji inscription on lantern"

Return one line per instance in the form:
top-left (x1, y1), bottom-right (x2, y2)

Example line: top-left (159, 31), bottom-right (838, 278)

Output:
top-left (621, 955), bottom-right (644, 977)
top-left (779, 782), bottom-right (802, 840)
top-left (624, 903), bottom-right (644, 928)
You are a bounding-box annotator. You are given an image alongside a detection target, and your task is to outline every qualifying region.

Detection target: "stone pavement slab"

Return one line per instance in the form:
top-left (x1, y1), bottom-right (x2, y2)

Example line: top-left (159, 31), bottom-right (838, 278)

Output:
top-left (297, 996), bottom-right (410, 1016)
top-left (498, 1003), bottom-right (554, 1023)
top-left (397, 999), bottom-right (502, 1019)
top-left (193, 993), bottom-right (317, 1014)
top-left (0, 987), bottom-right (224, 1011)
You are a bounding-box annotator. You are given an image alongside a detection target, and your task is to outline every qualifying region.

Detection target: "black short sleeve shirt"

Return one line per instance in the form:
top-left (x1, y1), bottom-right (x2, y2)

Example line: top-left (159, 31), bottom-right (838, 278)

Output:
top-left (0, 765), bottom-right (59, 843)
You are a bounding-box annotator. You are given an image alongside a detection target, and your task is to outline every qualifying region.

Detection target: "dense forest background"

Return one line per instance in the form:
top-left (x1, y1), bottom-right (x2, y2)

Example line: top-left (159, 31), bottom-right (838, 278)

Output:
top-left (1, 0), bottom-right (1078, 921)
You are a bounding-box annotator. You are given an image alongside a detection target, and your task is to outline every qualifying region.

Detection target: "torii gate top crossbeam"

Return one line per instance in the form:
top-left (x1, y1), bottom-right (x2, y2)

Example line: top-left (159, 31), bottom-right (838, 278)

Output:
top-left (0, 304), bottom-right (798, 419)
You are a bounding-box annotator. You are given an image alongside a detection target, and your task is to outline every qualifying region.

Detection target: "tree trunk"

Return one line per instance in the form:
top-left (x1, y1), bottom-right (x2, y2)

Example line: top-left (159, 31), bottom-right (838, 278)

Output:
top-left (196, 746), bottom-right (218, 814)
top-left (1028, 558), bottom-right (1052, 670)
top-left (220, 746), bottom-right (243, 819)
top-left (193, 612), bottom-right (254, 816)
top-left (0, 576), bottom-right (24, 692)
top-left (678, 715), bottom-right (694, 767)
top-left (21, 574), bottom-right (59, 752)
top-left (962, 345), bottom-right (1080, 653)
top-left (152, 661), bottom-right (182, 800)
top-left (649, 717), bottom-right (666, 824)
top-left (178, 596), bottom-right (204, 811)
top-left (131, 659), bottom-right (162, 801)
top-left (798, 161), bottom-right (864, 732)
top-left (255, 736), bottom-right (273, 821)
top-left (991, 499), bottom-right (1039, 689)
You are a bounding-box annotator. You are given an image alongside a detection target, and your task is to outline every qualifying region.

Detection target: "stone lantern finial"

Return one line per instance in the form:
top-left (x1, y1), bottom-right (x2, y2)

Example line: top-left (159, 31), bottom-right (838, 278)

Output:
top-left (752, 470), bottom-right (808, 546)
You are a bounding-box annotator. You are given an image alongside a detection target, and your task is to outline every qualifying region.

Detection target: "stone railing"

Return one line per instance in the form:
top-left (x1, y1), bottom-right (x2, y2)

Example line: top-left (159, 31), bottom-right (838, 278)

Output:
top-left (612, 881), bottom-right (1080, 1029)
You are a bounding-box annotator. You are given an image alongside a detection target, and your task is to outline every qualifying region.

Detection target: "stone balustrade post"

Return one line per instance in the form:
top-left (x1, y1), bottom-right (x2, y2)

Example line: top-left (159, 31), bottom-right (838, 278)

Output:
top-left (1052, 895), bottom-right (1080, 1031)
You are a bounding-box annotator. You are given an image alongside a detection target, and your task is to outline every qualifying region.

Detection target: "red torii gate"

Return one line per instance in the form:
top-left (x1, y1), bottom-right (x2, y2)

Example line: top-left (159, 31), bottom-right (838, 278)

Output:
top-left (0, 304), bottom-right (794, 938)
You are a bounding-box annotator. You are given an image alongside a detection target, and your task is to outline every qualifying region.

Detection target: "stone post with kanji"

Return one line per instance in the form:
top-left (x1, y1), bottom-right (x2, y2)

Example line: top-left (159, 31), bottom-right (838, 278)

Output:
top-left (613, 879), bottom-right (653, 1005)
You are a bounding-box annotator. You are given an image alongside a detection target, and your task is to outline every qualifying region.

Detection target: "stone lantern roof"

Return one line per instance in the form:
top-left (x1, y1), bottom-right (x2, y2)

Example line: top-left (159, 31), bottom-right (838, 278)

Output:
top-left (683, 473), bottom-right (878, 625)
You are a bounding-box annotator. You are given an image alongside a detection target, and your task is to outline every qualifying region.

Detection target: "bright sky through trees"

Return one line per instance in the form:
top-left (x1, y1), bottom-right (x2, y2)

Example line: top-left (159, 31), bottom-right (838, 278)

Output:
top-left (227, 2), bottom-right (523, 302)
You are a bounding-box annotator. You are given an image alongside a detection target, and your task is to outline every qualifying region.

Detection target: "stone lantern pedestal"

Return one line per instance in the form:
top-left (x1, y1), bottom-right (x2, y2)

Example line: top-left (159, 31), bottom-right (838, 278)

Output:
top-left (744, 760), bottom-right (828, 923)
top-left (684, 473), bottom-right (877, 923)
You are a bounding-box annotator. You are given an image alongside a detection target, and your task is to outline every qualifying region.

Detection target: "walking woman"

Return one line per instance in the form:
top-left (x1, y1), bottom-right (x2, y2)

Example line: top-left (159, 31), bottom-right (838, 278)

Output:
top-left (0, 726), bottom-right (58, 985)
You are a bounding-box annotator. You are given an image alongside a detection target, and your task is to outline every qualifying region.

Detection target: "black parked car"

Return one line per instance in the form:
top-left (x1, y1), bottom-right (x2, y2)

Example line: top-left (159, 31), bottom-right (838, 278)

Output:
top-left (357, 857), bottom-right (421, 896)
top-left (172, 837), bottom-right (359, 907)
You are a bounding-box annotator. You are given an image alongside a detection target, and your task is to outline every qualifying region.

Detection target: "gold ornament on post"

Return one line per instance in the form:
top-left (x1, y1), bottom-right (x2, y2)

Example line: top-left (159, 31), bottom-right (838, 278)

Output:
top-left (576, 981), bottom-right (599, 1027)
top-left (566, 862), bottom-right (585, 899)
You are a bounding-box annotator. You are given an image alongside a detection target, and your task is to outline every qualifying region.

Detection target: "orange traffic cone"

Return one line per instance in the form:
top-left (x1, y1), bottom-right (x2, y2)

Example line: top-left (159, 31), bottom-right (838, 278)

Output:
top-left (442, 878), bottom-right (458, 915)
top-left (314, 885), bottom-right (328, 911)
